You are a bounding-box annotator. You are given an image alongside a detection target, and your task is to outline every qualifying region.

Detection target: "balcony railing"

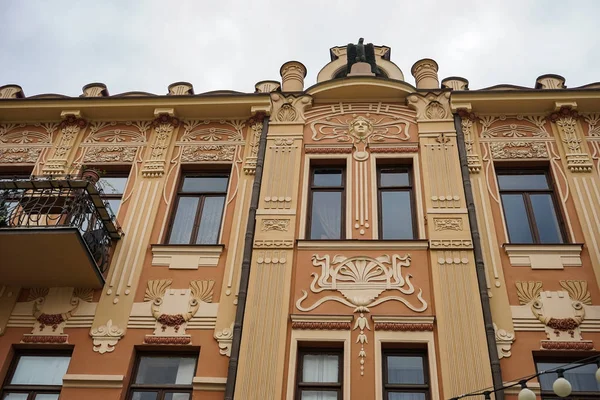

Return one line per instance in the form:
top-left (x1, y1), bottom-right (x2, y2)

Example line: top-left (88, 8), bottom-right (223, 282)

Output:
top-left (0, 176), bottom-right (122, 276)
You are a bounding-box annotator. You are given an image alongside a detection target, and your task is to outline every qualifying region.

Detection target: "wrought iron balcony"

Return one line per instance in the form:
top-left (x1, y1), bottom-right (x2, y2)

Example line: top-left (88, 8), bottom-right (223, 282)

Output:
top-left (0, 176), bottom-right (122, 288)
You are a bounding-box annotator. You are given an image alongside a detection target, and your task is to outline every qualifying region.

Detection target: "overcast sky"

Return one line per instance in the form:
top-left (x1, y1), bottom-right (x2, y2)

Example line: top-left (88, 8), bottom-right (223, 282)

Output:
top-left (1, 1), bottom-right (598, 97)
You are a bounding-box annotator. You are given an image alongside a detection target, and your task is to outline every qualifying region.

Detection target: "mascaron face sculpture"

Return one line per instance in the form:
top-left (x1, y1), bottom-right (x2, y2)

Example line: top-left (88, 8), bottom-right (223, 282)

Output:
top-left (348, 116), bottom-right (373, 140)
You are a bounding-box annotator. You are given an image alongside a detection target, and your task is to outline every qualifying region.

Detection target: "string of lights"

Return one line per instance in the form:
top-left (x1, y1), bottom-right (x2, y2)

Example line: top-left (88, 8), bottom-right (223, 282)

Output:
top-left (448, 354), bottom-right (600, 400)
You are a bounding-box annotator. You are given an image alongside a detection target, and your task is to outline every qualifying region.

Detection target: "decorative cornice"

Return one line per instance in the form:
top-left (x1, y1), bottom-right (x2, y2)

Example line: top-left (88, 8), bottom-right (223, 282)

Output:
top-left (374, 323), bottom-right (434, 331)
top-left (540, 340), bottom-right (594, 350)
top-left (144, 335), bottom-right (192, 345)
top-left (304, 146), bottom-right (353, 154)
top-left (21, 334), bottom-right (68, 344)
top-left (369, 145), bottom-right (419, 153)
top-left (291, 321), bottom-right (352, 330)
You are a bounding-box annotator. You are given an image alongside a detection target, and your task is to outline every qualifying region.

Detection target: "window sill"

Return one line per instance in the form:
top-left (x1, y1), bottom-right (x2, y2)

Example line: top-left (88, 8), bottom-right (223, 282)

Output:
top-left (151, 244), bottom-right (224, 269)
top-left (296, 239), bottom-right (429, 250)
top-left (503, 243), bottom-right (584, 269)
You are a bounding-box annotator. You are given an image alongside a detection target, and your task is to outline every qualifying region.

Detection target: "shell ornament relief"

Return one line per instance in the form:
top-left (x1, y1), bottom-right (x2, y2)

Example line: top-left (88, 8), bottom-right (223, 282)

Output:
top-left (296, 254), bottom-right (427, 376)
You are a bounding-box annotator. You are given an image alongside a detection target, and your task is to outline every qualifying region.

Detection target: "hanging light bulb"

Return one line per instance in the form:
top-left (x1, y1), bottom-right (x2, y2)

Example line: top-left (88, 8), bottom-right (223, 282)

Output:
top-left (552, 370), bottom-right (572, 398)
top-left (596, 366), bottom-right (600, 384)
top-left (518, 380), bottom-right (537, 400)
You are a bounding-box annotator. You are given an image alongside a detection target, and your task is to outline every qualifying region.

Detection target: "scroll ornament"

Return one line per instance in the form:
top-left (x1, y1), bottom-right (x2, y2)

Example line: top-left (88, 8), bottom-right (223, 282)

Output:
top-left (296, 254), bottom-right (427, 376)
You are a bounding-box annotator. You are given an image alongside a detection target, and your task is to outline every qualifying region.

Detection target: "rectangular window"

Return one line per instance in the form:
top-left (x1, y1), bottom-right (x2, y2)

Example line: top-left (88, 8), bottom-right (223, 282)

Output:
top-left (167, 173), bottom-right (229, 245)
top-left (536, 358), bottom-right (600, 399)
top-left (296, 348), bottom-right (343, 400)
top-left (128, 354), bottom-right (197, 400)
top-left (383, 350), bottom-right (429, 400)
top-left (377, 166), bottom-right (415, 239)
top-left (497, 170), bottom-right (565, 244)
top-left (98, 174), bottom-right (129, 214)
top-left (307, 167), bottom-right (345, 240)
top-left (1, 352), bottom-right (71, 400)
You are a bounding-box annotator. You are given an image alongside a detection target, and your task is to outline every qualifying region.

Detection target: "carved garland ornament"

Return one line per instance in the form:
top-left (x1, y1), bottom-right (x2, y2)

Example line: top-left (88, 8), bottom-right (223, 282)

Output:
top-left (144, 279), bottom-right (214, 339)
top-left (490, 141), bottom-right (549, 160)
top-left (296, 254), bottom-right (427, 376)
top-left (515, 280), bottom-right (592, 343)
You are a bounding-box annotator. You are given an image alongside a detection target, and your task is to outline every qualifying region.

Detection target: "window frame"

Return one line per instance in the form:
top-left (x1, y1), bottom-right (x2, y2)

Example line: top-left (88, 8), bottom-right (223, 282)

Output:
top-left (306, 166), bottom-right (346, 240)
top-left (496, 169), bottom-right (567, 244)
top-left (166, 172), bottom-right (230, 245)
top-left (0, 350), bottom-right (72, 400)
top-left (382, 349), bottom-right (430, 400)
top-left (295, 347), bottom-right (344, 400)
top-left (126, 353), bottom-right (198, 400)
top-left (376, 165), bottom-right (416, 240)
top-left (534, 356), bottom-right (600, 400)
top-left (97, 172), bottom-right (130, 214)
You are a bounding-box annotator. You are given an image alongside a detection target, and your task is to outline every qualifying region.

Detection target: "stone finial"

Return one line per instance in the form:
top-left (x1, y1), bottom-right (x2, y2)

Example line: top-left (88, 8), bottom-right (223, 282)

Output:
top-left (168, 82), bottom-right (194, 95)
top-left (536, 74), bottom-right (566, 89)
top-left (441, 77), bottom-right (469, 91)
top-left (0, 84), bottom-right (25, 99)
top-left (280, 61), bottom-right (307, 92)
top-left (255, 80), bottom-right (281, 93)
top-left (82, 83), bottom-right (109, 97)
top-left (411, 58), bottom-right (439, 90)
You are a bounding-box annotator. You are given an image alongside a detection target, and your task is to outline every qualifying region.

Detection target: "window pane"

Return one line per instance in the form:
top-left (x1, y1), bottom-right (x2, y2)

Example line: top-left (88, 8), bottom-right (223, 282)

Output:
top-left (380, 171), bottom-right (409, 187)
top-left (34, 395), bottom-right (60, 400)
top-left (388, 393), bottom-right (427, 400)
top-left (301, 390), bottom-right (338, 400)
top-left (196, 196), bottom-right (225, 244)
top-left (182, 176), bottom-right (228, 193)
top-left (501, 194), bottom-right (533, 243)
top-left (2, 394), bottom-right (29, 400)
top-left (10, 355), bottom-right (71, 385)
top-left (530, 194), bottom-right (563, 243)
top-left (105, 198), bottom-right (121, 214)
top-left (497, 173), bottom-right (549, 190)
top-left (131, 392), bottom-right (158, 400)
top-left (387, 356), bottom-right (425, 385)
top-left (302, 354), bottom-right (339, 383)
top-left (168, 197), bottom-right (199, 244)
top-left (538, 362), bottom-right (600, 392)
top-left (313, 170), bottom-right (343, 187)
top-left (381, 191), bottom-right (413, 239)
top-left (165, 393), bottom-right (191, 400)
top-left (310, 192), bottom-right (342, 239)
top-left (98, 176), bottom-right (128, 195)
top-left (135, 356), bottom-right (196, 385)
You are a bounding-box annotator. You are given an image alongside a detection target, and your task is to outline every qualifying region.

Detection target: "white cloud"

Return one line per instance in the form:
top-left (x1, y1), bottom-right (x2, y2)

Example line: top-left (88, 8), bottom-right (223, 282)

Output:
top-left (1, 0), bottom-right (598, 96)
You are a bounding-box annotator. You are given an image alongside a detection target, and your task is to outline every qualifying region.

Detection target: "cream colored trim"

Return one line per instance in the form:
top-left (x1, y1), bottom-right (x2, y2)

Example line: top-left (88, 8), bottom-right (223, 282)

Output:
top-left (426, 208), bottom-right (468, 214)
top-left (503, 381), bottom-right (540, 395)
top-left (374, 330), bottom-right (440, 400)
top-left (370, 152), bottom-right (425, 239)
top-left (62, 374), bottom-right (124, 389)
top-left (286, 329), bottom-right (351, 400)
top-left (291, 314), bottom-right (354, 323)
top-left (296, 240), bottom-right (429, 250)
top-left (192, 376), bottom-right (227, 391)
top-left (151, 245), bottom-right (223, 269)
top-left (503, 244), bottom-right (583, 269)
top-left (371, 316), bottom-right (435, 324)
top-left (299, 153), bottom-right (352, 239)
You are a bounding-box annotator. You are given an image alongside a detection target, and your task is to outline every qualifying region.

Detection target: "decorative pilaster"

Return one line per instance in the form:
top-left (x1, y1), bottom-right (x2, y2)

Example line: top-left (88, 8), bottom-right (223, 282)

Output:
top-left (42, 111), bottom-right (87, 175)
top-left (91, 109), bottom-right (179, 353)
top-left (416, 94), bottom-right (494, 398)
top-left (234, 96), bottom-right (310, 400)
top-left (457, 110), bottom-right (482, 173)
top-left (141, 110), bottom-right (180, 177)
top-left (550, 105), bottom-right (592, 172)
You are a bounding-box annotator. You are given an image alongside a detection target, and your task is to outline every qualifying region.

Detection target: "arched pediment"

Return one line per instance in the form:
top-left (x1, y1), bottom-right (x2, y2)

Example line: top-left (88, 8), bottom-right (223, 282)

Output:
top-left (306, 77), bottom-right (416, 104)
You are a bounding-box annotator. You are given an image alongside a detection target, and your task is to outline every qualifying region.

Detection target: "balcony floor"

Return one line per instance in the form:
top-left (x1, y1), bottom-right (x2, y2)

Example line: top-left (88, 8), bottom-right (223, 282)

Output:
top-left (0, 227), bottom-right (105, 288)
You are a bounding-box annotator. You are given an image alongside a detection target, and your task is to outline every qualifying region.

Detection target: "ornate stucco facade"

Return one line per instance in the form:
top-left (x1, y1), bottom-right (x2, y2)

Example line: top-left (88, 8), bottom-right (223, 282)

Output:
top-left (0, 41), bottom-right (599, 400)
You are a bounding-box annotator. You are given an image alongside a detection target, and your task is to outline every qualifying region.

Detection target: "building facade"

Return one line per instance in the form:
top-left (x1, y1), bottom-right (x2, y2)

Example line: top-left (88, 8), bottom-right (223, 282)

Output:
top-left (0, 41), bottom-right (599, 400)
